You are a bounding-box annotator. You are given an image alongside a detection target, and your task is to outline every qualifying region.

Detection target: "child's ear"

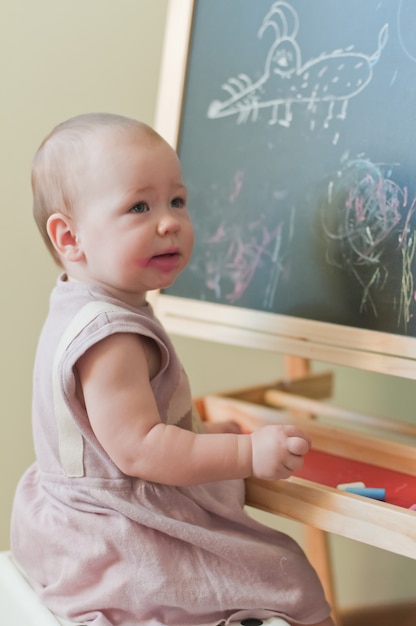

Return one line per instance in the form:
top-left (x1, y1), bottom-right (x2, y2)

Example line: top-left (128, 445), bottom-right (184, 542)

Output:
top-left (46, 213), bottom-right (84, 262)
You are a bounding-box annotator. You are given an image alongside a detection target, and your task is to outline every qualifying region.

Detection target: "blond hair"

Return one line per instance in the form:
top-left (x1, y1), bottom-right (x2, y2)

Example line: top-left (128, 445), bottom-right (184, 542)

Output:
top-left (32, 112), bottom-right (161, 264)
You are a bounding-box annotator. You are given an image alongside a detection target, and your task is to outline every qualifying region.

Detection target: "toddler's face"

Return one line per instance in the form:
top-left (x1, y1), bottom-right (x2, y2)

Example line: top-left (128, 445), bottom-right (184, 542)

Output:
top-left (71, 131), bottom-right (194, 306)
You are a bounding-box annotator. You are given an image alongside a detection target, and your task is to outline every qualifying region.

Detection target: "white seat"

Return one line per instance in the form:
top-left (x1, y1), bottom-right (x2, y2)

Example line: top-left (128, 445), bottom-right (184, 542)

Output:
top-left (0, 551), bottom-right (80, 625)
top-left (0, 551), bottom-right (289, 626)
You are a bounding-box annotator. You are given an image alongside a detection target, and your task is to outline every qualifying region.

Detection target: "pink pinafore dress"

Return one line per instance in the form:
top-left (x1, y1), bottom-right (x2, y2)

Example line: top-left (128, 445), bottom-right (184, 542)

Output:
top-left (11, 277), bottom-right (330, 626)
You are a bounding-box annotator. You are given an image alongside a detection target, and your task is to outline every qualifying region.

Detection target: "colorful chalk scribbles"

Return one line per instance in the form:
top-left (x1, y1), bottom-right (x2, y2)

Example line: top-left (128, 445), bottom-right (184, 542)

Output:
top-left (321, 160), bottom-right (416, 332)
top-left (203, 195), bottom-right (294, 310)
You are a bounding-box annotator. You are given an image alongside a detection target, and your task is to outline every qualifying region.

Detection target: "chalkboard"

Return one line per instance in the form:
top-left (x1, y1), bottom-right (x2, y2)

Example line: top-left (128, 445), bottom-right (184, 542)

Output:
top-left (155, 0), bottom-right (416, 373)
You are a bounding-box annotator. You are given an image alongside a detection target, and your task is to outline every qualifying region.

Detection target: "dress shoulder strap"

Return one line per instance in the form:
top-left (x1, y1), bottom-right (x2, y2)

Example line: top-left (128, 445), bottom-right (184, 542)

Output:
top-left (53, 301), bottom-right (126, 477)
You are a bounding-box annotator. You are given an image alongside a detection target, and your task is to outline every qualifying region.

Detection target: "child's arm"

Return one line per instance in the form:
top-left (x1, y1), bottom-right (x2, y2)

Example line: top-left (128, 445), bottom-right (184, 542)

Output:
top-left (76, 332), bottom-right (310, 485)
top-left (201, 420), bottom-right (243, 434)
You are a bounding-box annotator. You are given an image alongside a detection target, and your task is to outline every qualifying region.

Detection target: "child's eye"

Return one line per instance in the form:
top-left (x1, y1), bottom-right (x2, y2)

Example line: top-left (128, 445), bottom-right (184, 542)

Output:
top-left (129, 202), bottom-right (149, 214)
top-left (171, 197), bottom-right (185, 209)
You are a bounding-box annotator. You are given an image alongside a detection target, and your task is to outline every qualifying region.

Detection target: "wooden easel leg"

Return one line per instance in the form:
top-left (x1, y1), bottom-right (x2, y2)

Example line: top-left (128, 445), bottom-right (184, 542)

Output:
top-left (304, 526), bottom-right (339, 625)
top-left (283, 356), bottom-right (339, 624)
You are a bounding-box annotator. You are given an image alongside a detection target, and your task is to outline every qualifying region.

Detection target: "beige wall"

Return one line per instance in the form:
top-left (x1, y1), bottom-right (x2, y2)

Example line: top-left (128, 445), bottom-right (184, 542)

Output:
top-left (1, 0), bottom-right (415, 613)
top-left (0, 0), bottom-right (168, 546)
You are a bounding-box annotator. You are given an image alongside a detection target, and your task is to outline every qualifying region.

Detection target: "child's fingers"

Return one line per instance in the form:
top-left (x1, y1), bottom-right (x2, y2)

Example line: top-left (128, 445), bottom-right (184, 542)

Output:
top-left (287, 435), bottom-right (310, 456)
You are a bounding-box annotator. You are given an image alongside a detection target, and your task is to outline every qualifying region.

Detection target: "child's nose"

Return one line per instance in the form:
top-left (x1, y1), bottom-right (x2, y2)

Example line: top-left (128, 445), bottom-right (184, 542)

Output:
top-left (158, 213), bottom-right (180, 236)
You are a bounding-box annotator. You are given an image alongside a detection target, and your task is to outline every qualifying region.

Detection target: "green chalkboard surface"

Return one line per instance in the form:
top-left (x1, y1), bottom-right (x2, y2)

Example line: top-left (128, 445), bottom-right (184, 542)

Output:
top-left (162, 0), bottom-right (416, 339)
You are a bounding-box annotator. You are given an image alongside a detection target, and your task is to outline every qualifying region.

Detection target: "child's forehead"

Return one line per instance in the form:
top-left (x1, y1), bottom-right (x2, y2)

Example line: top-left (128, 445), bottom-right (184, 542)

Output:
top-left (77, 128), bottom-right (180, 188)
top-left (86, 126), bottom-right (169, 161)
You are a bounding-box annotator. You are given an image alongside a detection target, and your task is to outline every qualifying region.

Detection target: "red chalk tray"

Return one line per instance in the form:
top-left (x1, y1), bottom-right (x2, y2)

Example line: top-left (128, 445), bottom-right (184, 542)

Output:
top-left (294, 449), bottom-right (416, 509)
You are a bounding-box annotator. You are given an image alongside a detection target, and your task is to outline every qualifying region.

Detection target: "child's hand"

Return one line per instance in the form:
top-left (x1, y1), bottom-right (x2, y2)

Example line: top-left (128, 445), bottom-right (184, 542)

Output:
top-left (250, 424), bottom-right (311, 480)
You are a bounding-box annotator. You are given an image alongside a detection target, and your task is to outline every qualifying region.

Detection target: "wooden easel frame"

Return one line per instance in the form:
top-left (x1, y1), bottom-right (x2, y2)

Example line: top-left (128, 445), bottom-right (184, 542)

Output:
top-left (196, 362), bottom-right (416, 624)
top-left (154, 2), bottom-right (416, 622)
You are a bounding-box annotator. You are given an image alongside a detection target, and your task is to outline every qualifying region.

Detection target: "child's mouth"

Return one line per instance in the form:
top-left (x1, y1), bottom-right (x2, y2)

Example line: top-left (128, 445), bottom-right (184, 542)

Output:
top-left (148, 251), bottom-right (180, 271)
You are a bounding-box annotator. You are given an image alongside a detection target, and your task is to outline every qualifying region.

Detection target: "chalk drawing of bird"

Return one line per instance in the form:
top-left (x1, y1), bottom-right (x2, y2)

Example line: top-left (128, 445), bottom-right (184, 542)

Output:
top-left (207, 1), bottom-right (389, 127)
